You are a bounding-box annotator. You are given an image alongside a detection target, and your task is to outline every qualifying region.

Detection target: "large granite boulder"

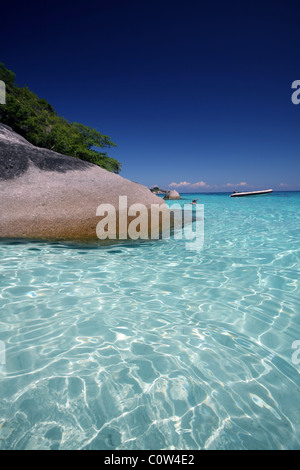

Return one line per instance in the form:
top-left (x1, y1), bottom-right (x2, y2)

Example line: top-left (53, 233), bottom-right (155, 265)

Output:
top-left (164, 190), bottom-right (181, 200)
top-left (0, 124), bottom-right (169, 240)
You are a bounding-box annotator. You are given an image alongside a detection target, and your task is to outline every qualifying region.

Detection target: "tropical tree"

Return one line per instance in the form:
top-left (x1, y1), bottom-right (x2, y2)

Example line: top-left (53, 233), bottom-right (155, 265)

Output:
top-left (0, 63), bottom-right (121, 173)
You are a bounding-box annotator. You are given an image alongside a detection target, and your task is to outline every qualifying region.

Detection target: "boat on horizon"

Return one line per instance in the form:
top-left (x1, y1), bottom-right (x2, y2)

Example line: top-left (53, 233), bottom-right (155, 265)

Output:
top-left (230, 189), bottom-right (273, 197)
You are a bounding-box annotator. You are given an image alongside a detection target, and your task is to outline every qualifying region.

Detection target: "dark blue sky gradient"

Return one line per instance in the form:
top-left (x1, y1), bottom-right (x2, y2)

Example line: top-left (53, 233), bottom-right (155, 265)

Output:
top-left (2, 0), bottom-right (300, 191)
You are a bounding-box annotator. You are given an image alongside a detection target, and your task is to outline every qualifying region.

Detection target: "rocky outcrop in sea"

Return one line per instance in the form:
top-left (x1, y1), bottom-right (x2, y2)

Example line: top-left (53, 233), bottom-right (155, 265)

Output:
top-left (0, 124), bottom-right (168, 240)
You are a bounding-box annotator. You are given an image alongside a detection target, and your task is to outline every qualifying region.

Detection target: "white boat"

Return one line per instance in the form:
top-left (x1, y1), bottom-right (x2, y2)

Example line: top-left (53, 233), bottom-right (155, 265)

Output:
top-left (230, 189), bottom-right (273, 197)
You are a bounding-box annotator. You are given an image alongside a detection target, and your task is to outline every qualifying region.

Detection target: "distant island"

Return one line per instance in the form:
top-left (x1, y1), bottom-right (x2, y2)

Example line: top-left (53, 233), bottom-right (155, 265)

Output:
top-left (150, 187), bottom-right (181, 200)
top-left (150, 186), bottom-right (167, 194)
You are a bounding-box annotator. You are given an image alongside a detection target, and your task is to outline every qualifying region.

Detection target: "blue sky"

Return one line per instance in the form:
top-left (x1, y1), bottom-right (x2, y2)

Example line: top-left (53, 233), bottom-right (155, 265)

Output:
top-left (2, 0), bottom-right (300, 191)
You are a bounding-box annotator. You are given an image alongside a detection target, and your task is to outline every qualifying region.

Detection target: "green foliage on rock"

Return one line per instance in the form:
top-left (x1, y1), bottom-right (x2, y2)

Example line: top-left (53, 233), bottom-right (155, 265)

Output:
top-left (0, 63), bottom-right (121, 173)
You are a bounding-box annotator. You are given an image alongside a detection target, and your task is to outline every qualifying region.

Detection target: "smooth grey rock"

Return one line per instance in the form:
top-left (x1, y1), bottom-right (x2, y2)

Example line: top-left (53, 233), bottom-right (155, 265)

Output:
top-left (0, 124), bottom-right (169, 240)
top-left (163, 190), bottom-right (181, 200)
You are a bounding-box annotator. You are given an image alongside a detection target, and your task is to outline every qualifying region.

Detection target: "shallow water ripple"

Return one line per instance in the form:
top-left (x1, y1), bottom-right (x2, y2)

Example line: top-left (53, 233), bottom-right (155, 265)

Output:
top-left (0, 192), bottom-right (300, 449)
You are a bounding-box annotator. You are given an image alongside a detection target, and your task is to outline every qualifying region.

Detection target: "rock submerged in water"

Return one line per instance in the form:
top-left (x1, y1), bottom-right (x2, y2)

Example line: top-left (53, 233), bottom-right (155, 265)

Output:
top-left (163, 190), bottom-right (181, 200)
top-left (0, 124), bottom-right (169, 240)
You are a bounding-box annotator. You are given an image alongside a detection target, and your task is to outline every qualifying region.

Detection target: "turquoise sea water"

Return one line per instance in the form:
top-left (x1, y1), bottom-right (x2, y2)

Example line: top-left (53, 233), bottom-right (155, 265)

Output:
top-left (0, 191), bottom-right (299, 450)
